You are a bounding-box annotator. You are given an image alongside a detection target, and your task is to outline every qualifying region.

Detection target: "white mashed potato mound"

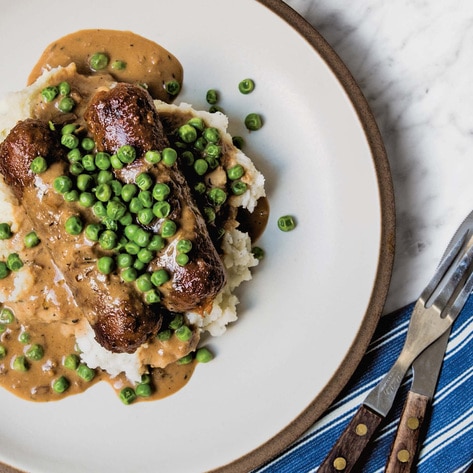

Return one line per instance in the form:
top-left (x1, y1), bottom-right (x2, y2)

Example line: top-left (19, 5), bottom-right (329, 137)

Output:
top-left (0, 67), bottom-right (265, 382)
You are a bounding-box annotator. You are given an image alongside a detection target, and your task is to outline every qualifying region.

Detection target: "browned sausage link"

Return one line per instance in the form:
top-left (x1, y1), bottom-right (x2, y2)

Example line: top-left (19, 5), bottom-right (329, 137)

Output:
top-left (0, 119), bottom-right (162, 353)
top-left (84, 83), bottom-right (227, 312)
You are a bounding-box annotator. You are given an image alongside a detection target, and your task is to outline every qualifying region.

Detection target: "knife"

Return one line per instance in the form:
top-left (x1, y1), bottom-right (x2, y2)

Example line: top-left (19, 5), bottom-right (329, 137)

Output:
top-left (384, 210), bottom-right (473, 472)
top-left (384, 329), bottom-right (450, 473)
top-left (317, 210), bottom-right (473, 473)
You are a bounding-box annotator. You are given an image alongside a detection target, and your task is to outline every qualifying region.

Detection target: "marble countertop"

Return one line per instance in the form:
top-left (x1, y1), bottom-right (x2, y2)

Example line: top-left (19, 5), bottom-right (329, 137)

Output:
top-left (285, 0), bottom-right (473, 314)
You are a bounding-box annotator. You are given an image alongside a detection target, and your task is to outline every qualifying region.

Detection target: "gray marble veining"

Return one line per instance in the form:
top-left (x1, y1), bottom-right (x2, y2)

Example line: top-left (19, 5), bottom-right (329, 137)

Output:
top-left (285, 0), bottom-right (473, 312)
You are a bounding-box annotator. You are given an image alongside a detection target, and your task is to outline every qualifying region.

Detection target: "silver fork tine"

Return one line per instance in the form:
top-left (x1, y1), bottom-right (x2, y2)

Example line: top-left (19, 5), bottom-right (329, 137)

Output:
top-left (446, 264), bottom-right (473, 322)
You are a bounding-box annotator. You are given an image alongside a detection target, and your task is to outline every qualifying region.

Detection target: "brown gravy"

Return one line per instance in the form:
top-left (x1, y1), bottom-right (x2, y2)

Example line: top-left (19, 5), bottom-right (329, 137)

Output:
top-left (28, 29), bottom-right (183, 102)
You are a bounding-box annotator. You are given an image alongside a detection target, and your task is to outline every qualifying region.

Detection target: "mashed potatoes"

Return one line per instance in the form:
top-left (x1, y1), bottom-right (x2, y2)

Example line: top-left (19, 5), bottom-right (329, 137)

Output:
top-left (0, 67), bottom-right (265, 383)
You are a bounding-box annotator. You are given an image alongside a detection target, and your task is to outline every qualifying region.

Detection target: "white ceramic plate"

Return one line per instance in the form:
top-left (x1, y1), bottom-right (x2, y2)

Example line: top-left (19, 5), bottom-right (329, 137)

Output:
top-left (0, 1), bottom-right (394, 472)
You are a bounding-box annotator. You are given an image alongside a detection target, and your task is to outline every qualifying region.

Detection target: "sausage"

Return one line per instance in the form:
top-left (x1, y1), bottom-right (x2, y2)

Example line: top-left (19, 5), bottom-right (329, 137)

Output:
top-left (84, 83), bottom-right (227, 312)
top-left (0, 119), bottom-right (162, 353)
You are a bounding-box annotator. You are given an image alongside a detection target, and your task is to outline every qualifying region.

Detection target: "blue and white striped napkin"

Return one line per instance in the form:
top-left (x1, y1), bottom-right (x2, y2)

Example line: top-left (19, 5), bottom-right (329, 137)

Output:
top-left (253, 295), bottom-right (473, 473)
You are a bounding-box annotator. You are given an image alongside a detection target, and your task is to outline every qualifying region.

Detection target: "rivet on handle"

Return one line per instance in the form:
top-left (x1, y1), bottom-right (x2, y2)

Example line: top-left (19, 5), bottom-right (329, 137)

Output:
top-left (407, 416), bottom-right (420, 430)
top-left (355, 423), bottom-right (368, 436)
top-left (397, 449), bottom-right (410, 463)
top-left (333, 457), bottom-right (347, 471)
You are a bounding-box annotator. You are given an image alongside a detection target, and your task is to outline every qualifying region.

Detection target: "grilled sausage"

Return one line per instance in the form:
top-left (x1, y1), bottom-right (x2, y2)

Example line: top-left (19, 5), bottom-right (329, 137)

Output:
top-left (84, 83), bottom-right (227, 312)
top-left (0, 119), bottom-right (162, 353)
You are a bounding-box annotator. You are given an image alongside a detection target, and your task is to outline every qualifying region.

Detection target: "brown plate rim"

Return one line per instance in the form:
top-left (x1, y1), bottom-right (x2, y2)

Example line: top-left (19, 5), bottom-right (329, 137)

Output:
top-left (209, 1), bottom-right (396, 472)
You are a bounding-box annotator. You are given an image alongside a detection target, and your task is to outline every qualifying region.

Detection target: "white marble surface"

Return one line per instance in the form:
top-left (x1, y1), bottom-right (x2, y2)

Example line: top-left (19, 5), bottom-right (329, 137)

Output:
top-left (285, 0), bottom-right (473, 314)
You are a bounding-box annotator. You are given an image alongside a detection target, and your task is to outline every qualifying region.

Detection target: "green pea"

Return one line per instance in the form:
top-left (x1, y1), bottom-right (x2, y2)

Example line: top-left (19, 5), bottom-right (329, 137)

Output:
top-left (0, 345), bottom-right (6, 359)
top-left (137, 248), bottom-right (154, 264)
top-left (187, 117), bottom-right (205, 131)
top-left (117, 253), bottom-right (134, 268)
top-left (232, 136), bottom-right (245, 149)
top-left (41, 86), bottom-right (58, 102)
top-left (152, 183), bottom-right (171, 202)
top-left (95, 183), bottom-right (112, 202)
top-left (19, 331), bottom-right (31, 343)
top-left (133, 228), bottom-right (151, 248)
top-left (252, 246), bottom-right (265, 260)
top-left (89, 52), bottom-right (109, 71)
top-left (52, 376), bottom-right (70, 394)
top-left (0, 262), bottom-right (9, 279)
top-left (178, 124), bottom-right (198, 143)
top-left (160, 220), bottom-right (177, 238)
top-left (84, 224), bottom-right (102, 241)
top-left (0, 308), bottom-right (15, 324)
top-left (129, 197), bottom-right (143, 214)
top-left (182, 151), bottom-right (195, 166)
top-left (117, 145), bottom-right (136, 164)
top-left (152, 201), bottom-right (171, 219)
top-left (69, 162), bottom-right (84, 176)
top-left (58, 97), bottom-right (75, 113)
top-left (67, 148), bottom-right (82, 163)
top-left (93, 201), bottom-right (107, 218)
top-left (176, 253), bottom-right (189, 266)
top-left (144, 289), bottom-right (161, 305)
top-left (144, 150), bottom-right (161, 164)
top-left (194, 159), bottom-right (208, 176)
top-left (63, 354), bottom-right (80, 370)
top-left (206, 89), bottom-right (219, 104)
top-left (0, 223), bottom-right (12, 240)
top-left (207, 187), bottom-right (227, 206)
top-left (227, 164), bottom-right (245, 180)
top-left (135, 382), bottom-right (152, 397)
top-left (203, 127), bottom-right (220, 143)
top-left (121, 183), bottom-right (138, 202)
top-left (97, 256), bottom-right (115, 275)
top-left (81, 137), bottom-right (95, 151)
top-left (58, 81), bottom-right (71, 95)
top-left (238, 78), bottom-right (255, 94)
top-left (196, 347), bottom-right (214, 363)
top-left (65, 215), bottom-right (83, 235)
top-left (121, 267), bottom-right (138, 282)
top-left (194, 137), bottom-right (207, 151)
top-left (30, 156), bottom-right (48, 174)
top-left (137, 208), bottom-right (154, 226)
top-left (209, 105), bottom-right (224, 114)
top-left (12, 355), bottom-right (29, 372)
top-left (119, 387), bottom-right (137, 405)
top-left (77, 363), bottom-right (96, 381)
top-left (7, 253), bottom-right (23, 271)
top-left (138, 190), bottom-right (153, 208)
top-left (175, 325), bottom-right (193, 342)
top-left (96, 170), bottom-right (113, 185)
top-left (193, 181), bottom-right (206, 194)
top-left (112, 60), bottom-right (126, 70)
top-left (82, 154), bottom-right (96, 172)
top-left (165, 80), bottom-right (181, 96)
top-left (147, 235), bottom-right (165, 252)
top-left (79, 192), bottom-right (95, 208)
top-left (162, 148), bottom-right (177, 166)
top-left (76, 173), bottom-right (94, 191)
top-left (231, 180), bottom-right (247, 196)
top-left (107, 200), bottom-right (127, 221)
top-left (110, 153), bottom-right (124, 169)
top-left (277, 215), bottom-right (296, 232)
top-left (99, 230), bottom-right (118, 250)
top-left (205, 143), bottom-right (221, 159)
top-left (24, 231), bottom-right (40, 248)
top-left (124, 224), bottom-right (140, 241)
top-left (136, 173), bottom-right (153, 191)
top-left (63, 190), bottom-right (79, 202)
top-left (61, 123), bottom-right (77, 135)
top-left (157, 329), bottom-right (172, 341)
top-left (26, 343), bottom-right (44, 361)
top-left (244, 113), bottom-right (263, 131)
top-left (176, 239), bottom-right (192, 254)
top-left (204, 207), bottom-right (216, 223)
top-left (151, 269), bottom-right (169, 287)
top-left (169, 314), bottom-right (183, 330)
top-left (136, 273), bottom-right (153, 292)
top-left (176, 353), bottom-right (194, 365)
top-left (53, 175), bottom-right (73, 193)
top-left (95, 152), bottom-right (111, 170)
top-left (134, 259), bottom-right (147, 272)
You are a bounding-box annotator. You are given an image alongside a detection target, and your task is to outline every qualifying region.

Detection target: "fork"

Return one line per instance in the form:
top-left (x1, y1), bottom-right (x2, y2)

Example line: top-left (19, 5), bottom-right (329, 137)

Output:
top-left (317, 228), bottom-right (473, 473)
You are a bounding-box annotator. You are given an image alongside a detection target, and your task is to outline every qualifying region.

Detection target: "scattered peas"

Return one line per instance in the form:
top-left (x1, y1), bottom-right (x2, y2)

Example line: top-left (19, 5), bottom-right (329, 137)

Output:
top-left (208, 187), bottom-right (227, 206)
top-left (12, 355), bottom-right (29, 372)
top-left (196, 347), bottom-right (214, 363)
top-left (65, 215), bottom-right (83, 235)
top-left (52, 376), bottom-right (70, 394)
top-left (175, 325), bottom-right (192, 342)
top-left (26, 344), bottom-right (44, 361)
top-left (152, 201), bottom-right (171, 219)
top-left (58, 81), bottom-right (71, 96)
top-left (169, 314), bottom-right (183, 330)
top-left (97, 256), bottom-right (115, 275)
top-left (157, 329), bottom-right (172, 341)
top-left (176, 353), bottom-right (194, 365)
top-left (227, 164), bottom-right (245, 180)
top-left (63, 354), bottom-right (80, 370)
top-left (206, 89), bottom-right (219, 104)
top-left (238, 78), bottom-right (255, 94)
top-left (162, 148), bottom-right (177, 166)
top-left (112, 60), bottom-right (127, 70)
top-left (0, 223), bottom-right (12, 240)
top-left (277, 215), bottom-right (296, 232)
top-left (160, 219), bottom-right (177, 238)
top-left (135, 383), bottom-right (152, 397)
top-left (117, 144), bottom-right (136, 164)
top-left (244, 113), bottom-right (263, 131)
top-left (41, 86), bottom-right (58, 102)
top-left (165, 80), bottom-right (181, 96)
top-left (58, 96), bottom-right (75, 113)
top-left (121, 267), bottom-right (138, 282)
top-left (0, 308), bottom-right (14, 324)
top-left (119, 387), bottom-right (137, 405)
top-left (151, 269), bottom-right (170, 287)
top-left (7, 253), bottom-right (23, 271)
top-left (0, 262), bottom-right (9, 279)
top-left (136, 274), bottom-right (153, 292)
top-left (252, 246), bottom-right (265, 260)
top-left (53, 175), bottom-right (73, 194)
top-left (176, 239), bottom-right (192, 254)
top-left (89, 52), bottom-right (109, 71)
top-left (178, 124), bottom-right (198, 143)
top-left (176, 253), bottom-right (189, 267)
top-left (231, 181), bottom-right (247, 196)
top-left (144, 289), bottom-right (161, 305)
top-left (77, 363), bottom-right (96, 382)
top-left (30, 156), bottom-right (48, 174)
top-left (232, 136), bottom-right (245, 149)
top-left (0, 345), bottom-right (6, 359)
top-left (18, 331), bottom-right (30, 344)
top-left (144, 150), bottom-right (161, 164)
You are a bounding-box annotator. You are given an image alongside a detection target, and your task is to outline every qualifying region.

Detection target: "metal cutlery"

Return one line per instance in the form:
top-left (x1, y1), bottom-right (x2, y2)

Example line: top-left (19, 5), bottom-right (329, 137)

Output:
top-left (318, 214), bottom-right (473, 473)
top-left (385, 209), bottom-right (473, 472)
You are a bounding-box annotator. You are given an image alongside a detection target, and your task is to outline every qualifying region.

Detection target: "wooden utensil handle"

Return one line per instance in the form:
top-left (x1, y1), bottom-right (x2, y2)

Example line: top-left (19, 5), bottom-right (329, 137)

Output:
top-left (385, 391), bottom-right (430, 473)
top-left (317, 405), bottom-right (383, 472)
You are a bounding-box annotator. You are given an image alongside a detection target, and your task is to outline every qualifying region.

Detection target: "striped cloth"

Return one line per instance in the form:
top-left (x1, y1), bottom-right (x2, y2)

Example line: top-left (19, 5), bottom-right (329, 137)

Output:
top-left (253, 295), bottom-right (473, 473)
